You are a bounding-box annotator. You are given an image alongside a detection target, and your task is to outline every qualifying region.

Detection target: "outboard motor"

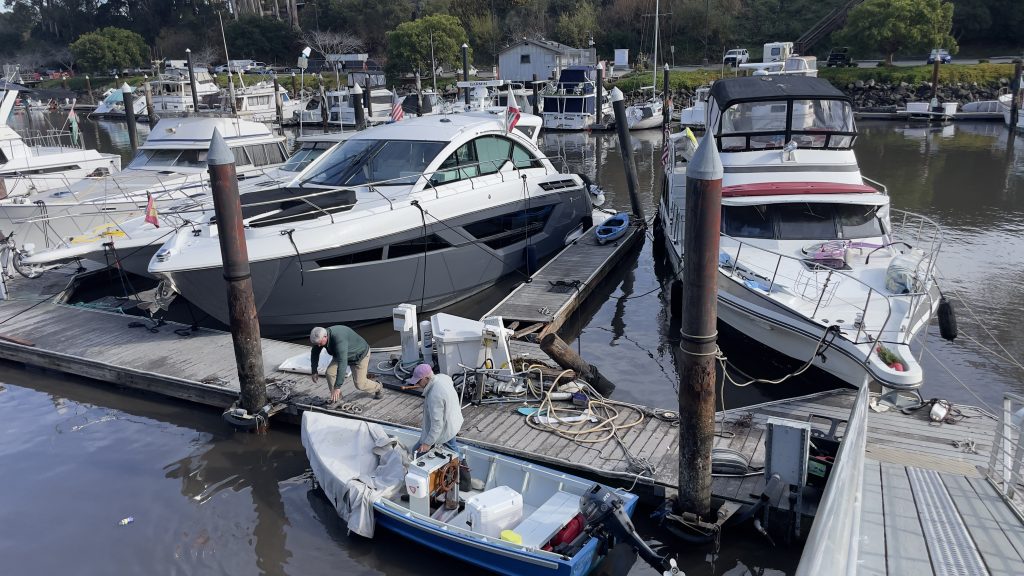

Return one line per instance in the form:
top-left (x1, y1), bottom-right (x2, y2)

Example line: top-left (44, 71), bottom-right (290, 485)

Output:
top-left (572, 484), bottom-right (676, 574)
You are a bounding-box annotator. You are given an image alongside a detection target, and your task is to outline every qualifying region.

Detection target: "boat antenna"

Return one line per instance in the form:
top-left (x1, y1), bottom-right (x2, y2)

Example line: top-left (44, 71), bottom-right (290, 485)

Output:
top-left (652, 0), bottom-right (659, 93)
top-left (218, 13), bottom-right (245, 93)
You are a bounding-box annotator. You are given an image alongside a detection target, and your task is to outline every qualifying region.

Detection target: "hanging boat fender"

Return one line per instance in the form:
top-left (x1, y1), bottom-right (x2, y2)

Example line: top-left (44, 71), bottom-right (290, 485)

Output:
top-left (938, 296), bottom-right (957, 341)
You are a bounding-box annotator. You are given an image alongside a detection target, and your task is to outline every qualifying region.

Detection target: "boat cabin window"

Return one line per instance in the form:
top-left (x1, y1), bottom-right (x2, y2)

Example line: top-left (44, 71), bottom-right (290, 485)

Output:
top-left (718, 98), bottom-right (855, 151)
top-left (302, 139), bottom-right (446, 187)
top-left (430, 136), bottom-right (542, 186)
top-left (722, 202), bottom-right (883, 240)
top-left (465, 205), bottom-right (555, 250)
top-left (387, 234), bottom-right (451, 258)
top-left (281, 141), bottom-right (335, 172)
top-left (128, 149), bottom-right (208, 169)
top-left (231, 143), bottom-right (287, 168)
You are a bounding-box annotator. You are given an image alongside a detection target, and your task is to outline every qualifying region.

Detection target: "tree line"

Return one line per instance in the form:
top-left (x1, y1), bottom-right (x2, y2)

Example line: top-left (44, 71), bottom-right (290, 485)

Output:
top-left (1, 1), bottom-right (1020, 74)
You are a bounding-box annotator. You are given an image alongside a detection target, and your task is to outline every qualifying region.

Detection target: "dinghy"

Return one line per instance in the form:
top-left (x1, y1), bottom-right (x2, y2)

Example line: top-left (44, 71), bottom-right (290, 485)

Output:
top-left (301, 412), bottom-right (667, 576)
top-left (595, 212), bottom-right (630, 244)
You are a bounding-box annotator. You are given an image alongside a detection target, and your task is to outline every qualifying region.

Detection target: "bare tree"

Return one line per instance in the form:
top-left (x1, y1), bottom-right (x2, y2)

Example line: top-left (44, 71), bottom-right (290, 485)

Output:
top-left (192, 45), bottom-right (221, 69)
top-left (301, 30), bottom-right (365, 61)
top-left (54, 48), bottom-right (76, 73)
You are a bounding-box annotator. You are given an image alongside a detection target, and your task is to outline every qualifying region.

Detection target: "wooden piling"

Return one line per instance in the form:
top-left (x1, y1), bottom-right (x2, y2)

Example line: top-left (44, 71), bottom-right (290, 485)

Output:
top-left (539, 333), bottom-right (615, 396)
top-left (121, 83), bottom-right (138, 153)
top-left (532, 74), bottom-right (539, 117)
top-left (415, 70), bottom-right (423, 116)
top-left (143, 78), bottom-right (157, 125)
top-left (291, 72), bottom-right (298, 98)
top-left (227, 75), bottom-right (237, 115)
top-left (352, 82), bottom-right (365, 130)
top-left (273, 76), bottom-right (284, 126)
top-left (186, 49), bottom-right (200, 113)
top-left (318, 75), bottom-right (329, 131)
top-left (207, 128), bottom-right (267, 414)
top-left (930, 58), bottom-right (940, 102)
top-left (595, 67), bottom-right (604, 125)
top-left (61, 74), bottom-right (68, 91)
top-left (462, 43), bottom-right (471, 105)
top-left (676, 130), bottom-right (723, 518)
top-left (609, 87), bottom-right (645, 222)
top-left (84, 75), bottom-right (94, 105)
top-left (363, 80), bottom-right (372, 118)
top-left (1012, 60), bottom-right (1022, 129)
top-left (662, 64), bottom-right (671, 126)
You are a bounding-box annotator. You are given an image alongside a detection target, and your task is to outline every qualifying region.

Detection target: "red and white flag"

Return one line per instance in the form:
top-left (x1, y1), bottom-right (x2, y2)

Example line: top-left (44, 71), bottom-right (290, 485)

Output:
top-left (390, 92), bottom-right (405, 122)
top-left (504, 89), bottom-right (521, 133)
top-left (144, 193), bottom-right (159, 227)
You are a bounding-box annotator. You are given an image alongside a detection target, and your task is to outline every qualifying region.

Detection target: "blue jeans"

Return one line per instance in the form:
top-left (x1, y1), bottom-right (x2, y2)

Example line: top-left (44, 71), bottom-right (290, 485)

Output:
top-left (415, 438), bottom-right (462, 459)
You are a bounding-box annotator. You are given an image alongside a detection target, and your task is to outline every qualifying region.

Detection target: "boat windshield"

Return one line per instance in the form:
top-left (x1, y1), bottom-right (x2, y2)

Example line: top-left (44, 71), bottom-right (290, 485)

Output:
top-left (302, 139), bottom-right (446, 187)
top-left (128, 149), bottom-right (208, 169)
top-left (281, 141), bottom-right (336, 173)
top-left (722, 202), bottom-right (883, 240)
top-left (719, 98), bottom-right (855, 151)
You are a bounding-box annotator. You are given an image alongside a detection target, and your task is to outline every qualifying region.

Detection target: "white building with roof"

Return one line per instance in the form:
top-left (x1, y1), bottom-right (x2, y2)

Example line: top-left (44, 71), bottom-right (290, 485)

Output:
top-left (497, 39), bottom-right (597, 83)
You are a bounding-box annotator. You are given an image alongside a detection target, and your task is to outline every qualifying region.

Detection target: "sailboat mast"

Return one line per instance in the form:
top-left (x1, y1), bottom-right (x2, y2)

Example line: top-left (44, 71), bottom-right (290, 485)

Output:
top-left (652, 0), bottom-right (659, 91)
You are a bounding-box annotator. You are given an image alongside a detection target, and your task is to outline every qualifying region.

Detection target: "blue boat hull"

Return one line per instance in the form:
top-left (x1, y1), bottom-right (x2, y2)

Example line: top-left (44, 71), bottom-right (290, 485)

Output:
top-left (595, 213), bottom-right (630, 244)
top-left (373, 497), bottom-right (638, 576)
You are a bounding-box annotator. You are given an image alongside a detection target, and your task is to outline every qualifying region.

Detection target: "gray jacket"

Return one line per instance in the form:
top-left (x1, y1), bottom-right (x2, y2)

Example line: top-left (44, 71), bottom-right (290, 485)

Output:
top-left (418, 373), bottom-right (464, 447)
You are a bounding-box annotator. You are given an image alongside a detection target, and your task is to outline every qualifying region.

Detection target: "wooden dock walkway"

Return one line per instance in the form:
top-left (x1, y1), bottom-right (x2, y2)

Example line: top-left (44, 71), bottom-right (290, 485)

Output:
top-left (482, 222), bottom-right (642, 338)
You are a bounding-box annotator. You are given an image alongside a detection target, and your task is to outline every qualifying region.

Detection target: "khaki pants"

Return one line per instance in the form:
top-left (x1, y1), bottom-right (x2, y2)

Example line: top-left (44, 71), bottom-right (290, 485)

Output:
top-left (326, 352), bottom-right (381, 395)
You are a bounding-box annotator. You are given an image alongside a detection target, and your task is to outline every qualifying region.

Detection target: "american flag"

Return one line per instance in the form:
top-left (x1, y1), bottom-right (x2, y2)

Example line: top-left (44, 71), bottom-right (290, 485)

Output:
top-left (504, 89), bottom-right (521, 133)
top-left (390, 93), bottom-right (405, 122)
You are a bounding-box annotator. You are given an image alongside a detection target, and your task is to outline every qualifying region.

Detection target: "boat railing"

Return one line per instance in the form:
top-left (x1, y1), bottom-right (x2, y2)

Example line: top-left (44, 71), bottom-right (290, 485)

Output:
top-left (795, 382), bottom-right (869, 575)
top-left (17, 129), bottom-right (86, 152)
top-left (542, 80), bottom-right (595, 97)
top-left (986, 391), bottom-right (1024, 520)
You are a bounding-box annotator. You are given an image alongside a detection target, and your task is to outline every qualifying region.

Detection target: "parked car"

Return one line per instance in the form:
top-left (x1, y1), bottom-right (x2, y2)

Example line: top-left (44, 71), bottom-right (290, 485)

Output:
top-left (723, 48), bottom-right (749, 67)
top-left (244, 62), bottom-right (270, 74)
top-left (927, 49), bottom-right (952, 64)
top-left (826, 47), bottom-right (855, 67)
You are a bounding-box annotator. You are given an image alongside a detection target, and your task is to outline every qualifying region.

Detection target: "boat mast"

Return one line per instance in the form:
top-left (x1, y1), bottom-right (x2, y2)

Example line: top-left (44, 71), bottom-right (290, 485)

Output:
top-left (651, 0), bottom-right (659, 92)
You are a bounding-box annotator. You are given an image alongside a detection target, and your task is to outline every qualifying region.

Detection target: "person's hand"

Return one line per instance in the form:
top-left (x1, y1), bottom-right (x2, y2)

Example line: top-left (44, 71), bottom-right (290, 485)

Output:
top-left (311, 372), bottom-right (318, 383)
top-left (417, 443), bottom-right (431, 454)
top-left (330, 388), bottom-right (342, 403)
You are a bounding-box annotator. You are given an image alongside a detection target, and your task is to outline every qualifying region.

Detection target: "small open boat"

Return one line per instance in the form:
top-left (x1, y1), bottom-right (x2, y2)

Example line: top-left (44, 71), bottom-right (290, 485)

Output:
top-left (301, 412), bottom-right (661, 576)
top-left (595, 212), bottom-right (630, 244)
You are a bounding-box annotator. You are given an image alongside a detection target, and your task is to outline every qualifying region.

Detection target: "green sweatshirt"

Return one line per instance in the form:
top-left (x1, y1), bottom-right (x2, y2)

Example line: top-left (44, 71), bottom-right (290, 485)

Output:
top-left (310, 325), bottom-right (369, 374)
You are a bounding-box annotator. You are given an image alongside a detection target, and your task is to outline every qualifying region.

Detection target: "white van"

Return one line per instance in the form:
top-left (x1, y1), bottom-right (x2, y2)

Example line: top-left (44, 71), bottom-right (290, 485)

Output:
top-left (228, 59), bottom-right (256, 73)
top-left (763, 42), bottom-right (793, 63)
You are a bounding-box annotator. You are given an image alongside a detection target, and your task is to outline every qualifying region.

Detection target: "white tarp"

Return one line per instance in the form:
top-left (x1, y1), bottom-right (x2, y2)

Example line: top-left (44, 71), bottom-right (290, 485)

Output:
top-left (301, 412), bottom-right (409, 537)
top-left (278, 350), bottom-right (350, 378)
top-left (614, 49), bottom-right (629, 67)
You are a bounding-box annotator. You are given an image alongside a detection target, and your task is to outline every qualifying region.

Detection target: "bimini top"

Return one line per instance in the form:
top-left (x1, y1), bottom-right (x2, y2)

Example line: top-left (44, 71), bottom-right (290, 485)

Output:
top-left (710, 75), bottom-right (849, 108)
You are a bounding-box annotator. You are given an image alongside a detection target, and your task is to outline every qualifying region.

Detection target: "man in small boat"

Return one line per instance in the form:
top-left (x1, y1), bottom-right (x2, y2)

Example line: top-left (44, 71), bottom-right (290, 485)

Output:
top-left (309, 325), bottom-right (384, 403)
top-left (406, 363), bottom-right (464, 458)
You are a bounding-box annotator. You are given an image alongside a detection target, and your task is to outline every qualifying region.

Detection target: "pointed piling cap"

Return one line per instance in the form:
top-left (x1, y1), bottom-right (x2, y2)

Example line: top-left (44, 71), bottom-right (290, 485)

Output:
top-left (351, 82), bottom-right (362, 95)
top-left (609, 87), bottom-right (623, 103)
top-left (207, 128), bottom-right (234, 167)
top-left (687, 129), bottom-right (723, 181)
top-left (120, 82), bottom-right (132, 93)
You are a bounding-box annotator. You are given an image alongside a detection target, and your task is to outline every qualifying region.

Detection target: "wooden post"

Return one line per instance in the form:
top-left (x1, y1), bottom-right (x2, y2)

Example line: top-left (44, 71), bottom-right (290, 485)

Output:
top-left (143, 77), bottom-right (157, 125)
top-left (318, 75), bottom-right (328, 131)
top-left (540, 333), bottom-right (615, 396)
top-left (415, 70), bottom-right (423, 116)
top-left (351, 82), bottom-right (366, 130)
top-left (930, 58), bottom-right (940, 102)
top-left (291, 72), bottom-right (298, 98)
top-left (676, 130), bottom-right (723, 518)
top-left (186, 48), bottom-right (200, 113)
top-left (227, 75), bottom-right (237, 115)
top-left (121, 82), bottom-right (138, 153)
top-left (462, 43), bottom-right (470, 105)
top-left (662, 64), bottom-right (671, 126)
top-left (609, 87), bottom-right (645, 222)
top-left (1012, 60), bottom-right (1022, 129)
top-left (363, 79), bottom-right (372, 118)
top-left (61, 73), bottom-right (68, 91)
top-left (595, 67), bottom-right (604, 125)
top-left (84, 75), bottom-right (94, 105)
top-left (273, 76), bottom-right (284, 126)
top-left (207, 128), bottom-right (267, 415)
top-left (532, 73), bottom-right (540, 117)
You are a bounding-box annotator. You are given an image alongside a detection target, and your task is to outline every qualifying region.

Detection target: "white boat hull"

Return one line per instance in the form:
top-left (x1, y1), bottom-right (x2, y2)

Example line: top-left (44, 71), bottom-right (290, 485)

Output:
top-left (542, 112), bottom-right (595, 131)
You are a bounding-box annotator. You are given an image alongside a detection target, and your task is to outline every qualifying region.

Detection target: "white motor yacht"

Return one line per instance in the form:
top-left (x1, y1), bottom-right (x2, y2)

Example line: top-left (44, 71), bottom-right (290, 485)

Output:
top-left (0, 82), bottom-right (121, 200)
top-left (223, 80), bottom-right (305, 123)
top-left (678, 85), bottom-right (711, 130)
top-left (149, 69), bottom-right (220, 114)
top-left (148, 111), bottom-right (596, 336)
top-left (997, 92), bottom-right (1024, 132)
top-left (20, 132), bottom-right (354, 277)
top-left (624, 86), bottom-right (664, 130)
top-left (0, 116), bottom-right (287, 251)
top-left (659, 75), bottom-right (945, 391)
top-left (540, 66), bottom-right (610, 130)
top-left (91, 86), bottom-right (148, 119)
top-left (297, 86), bottom-right (395, 127)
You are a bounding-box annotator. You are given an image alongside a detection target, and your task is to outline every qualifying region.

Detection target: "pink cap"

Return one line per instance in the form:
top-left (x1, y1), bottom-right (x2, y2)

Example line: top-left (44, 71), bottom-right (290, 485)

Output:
top-left (405, 363), bottom-right (433, 385)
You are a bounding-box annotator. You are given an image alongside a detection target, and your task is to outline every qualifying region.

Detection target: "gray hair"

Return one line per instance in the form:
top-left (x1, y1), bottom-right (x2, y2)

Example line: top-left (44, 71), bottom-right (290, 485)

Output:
top-left (310, 326), bottom-right (328, 344)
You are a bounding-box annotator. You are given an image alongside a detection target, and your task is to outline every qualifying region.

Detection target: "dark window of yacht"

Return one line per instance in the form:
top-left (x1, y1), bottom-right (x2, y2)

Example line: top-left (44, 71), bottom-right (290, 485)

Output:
top-left (721, 205), bottom-right (773, 239)
top-left (281, 141), bottom-right (334, 172)
top-left (514, 125), bottom-right (537, 140)
top-left (316, 247), bottom-right (383, 268)
top-left (176, 149), bottom-right (207, 168)
top-left (304, 139), bottom-right (445, 187)
top-left (231, 147), bottom-right (251, 166)
top-left (0, 149), bottom-right (7, 163)
top-left (511, 143), bottom-right (541, 169)
top-left (465, 205), bottom-right (555, 249)
top-left (265, 143), bottom-right (287, 165)
top-left (431, 142), bottom-right (479, 185)
top-left (246, 144), bottom-right (270, 166)
top-left (836, 205), bottom-right (882, 238)
top-left (521, 54), bottom-right (531, 64)
top-left (775, 203), bottom-right (838, 240)
top-left (475, 137), bottom-right (512, 175)
top-left (388, 234), bottom-right (451, 258)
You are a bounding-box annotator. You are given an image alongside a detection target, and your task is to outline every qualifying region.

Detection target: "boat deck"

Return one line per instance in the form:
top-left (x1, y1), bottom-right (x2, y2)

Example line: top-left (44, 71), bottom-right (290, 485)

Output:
top-left (482, 222), bottom-right (642, 338)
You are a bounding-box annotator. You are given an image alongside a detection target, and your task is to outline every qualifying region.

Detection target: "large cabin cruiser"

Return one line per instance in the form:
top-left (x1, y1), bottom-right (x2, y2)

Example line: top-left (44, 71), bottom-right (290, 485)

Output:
top-left (0, 116), bottom-right (286, 249)
top-left (659, 76), bottom-right (944, 391)
top-left (540, 66), bottom-right (609, 130)
top-left (148, 111), bottom-right (595, 336)
top-left (0, 83), bottom-right (121, 199)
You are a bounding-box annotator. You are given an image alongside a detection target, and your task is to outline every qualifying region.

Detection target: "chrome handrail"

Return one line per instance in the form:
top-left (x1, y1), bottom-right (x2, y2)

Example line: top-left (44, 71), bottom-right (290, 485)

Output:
top-left (986, 392), bottom-right (1024, 519)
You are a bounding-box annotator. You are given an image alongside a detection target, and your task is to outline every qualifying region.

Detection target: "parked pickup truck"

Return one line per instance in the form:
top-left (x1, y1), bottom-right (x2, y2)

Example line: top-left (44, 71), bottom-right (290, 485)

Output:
top-left (723, 48), bottom-right (749, 67)
top-left (826, 47), bottom-right (856, 67)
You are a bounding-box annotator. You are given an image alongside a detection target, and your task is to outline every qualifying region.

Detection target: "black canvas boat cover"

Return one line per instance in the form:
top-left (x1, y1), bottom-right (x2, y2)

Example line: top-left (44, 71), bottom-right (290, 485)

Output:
top-left (709, 76), bottom-right (849, 108)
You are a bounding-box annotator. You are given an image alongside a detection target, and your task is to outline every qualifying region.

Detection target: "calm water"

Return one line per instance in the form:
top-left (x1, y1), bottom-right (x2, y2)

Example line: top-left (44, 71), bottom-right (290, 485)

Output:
top-left (3, 109), bottom-right (1024, 575)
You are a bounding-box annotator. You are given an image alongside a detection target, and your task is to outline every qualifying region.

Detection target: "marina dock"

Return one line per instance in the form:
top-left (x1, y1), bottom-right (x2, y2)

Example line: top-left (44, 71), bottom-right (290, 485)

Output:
top-left (1, 243), bottom-right (1023, 573)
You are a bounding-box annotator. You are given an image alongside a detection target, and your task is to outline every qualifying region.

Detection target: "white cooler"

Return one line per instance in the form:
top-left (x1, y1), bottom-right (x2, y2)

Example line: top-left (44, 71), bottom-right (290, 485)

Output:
top-left (466, 485), bottom-right (523, 538)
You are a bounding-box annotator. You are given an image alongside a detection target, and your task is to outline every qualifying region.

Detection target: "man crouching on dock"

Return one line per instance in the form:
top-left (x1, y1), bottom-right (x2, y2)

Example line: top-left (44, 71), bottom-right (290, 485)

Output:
top-left (310, 325), bottom-right (384, 403)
